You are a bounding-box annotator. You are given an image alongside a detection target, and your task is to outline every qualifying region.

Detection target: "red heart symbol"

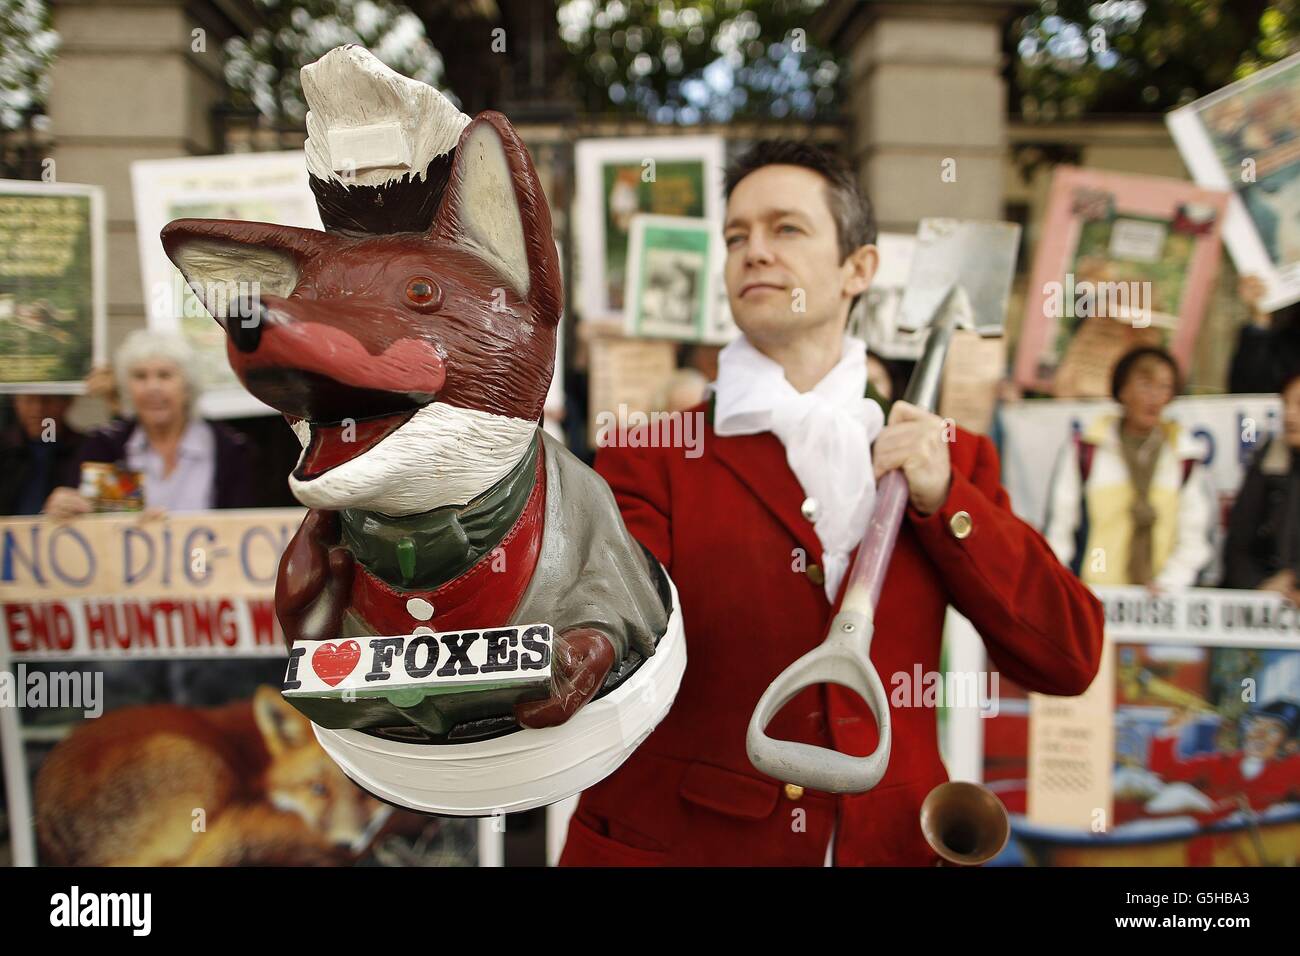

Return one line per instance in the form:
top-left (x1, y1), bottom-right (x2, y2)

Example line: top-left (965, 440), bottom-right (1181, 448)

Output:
top-left (312, 640), bottom-right (361, 687)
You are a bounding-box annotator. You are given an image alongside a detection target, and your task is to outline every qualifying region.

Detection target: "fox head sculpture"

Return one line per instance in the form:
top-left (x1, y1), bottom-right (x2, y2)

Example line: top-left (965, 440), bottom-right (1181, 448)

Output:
top-left (161, 68), bottom-right (561, 517)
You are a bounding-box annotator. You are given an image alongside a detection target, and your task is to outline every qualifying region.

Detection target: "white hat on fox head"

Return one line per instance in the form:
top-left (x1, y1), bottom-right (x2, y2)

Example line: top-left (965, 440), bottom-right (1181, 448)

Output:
top-left (302, 44), bottom-right (470, 235)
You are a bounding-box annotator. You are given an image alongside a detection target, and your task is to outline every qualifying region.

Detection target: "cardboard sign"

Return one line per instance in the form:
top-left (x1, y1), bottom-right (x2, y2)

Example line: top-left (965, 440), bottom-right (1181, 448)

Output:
top-left (131, 152), bottom-right (323, 418)
top-left (1168, 51), bottom-right (1300, 312)
top-left (282, 624), bottom-right (555, 735)
top-left (1014, 166), bottom-right (1228, 395)
top-left (0, 508), bottom-right (304, 599)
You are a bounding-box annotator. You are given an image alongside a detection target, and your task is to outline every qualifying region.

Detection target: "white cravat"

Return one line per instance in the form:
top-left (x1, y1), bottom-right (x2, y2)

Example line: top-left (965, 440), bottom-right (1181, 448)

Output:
top-left (713, 334), bottom-right (884, 601)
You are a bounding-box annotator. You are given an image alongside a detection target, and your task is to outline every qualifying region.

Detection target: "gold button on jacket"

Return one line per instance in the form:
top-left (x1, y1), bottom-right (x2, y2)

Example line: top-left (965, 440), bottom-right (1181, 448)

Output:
top-left (805, 564), bottom-right (824, 586)
top-left (949, 510), bottom-right (973, 539)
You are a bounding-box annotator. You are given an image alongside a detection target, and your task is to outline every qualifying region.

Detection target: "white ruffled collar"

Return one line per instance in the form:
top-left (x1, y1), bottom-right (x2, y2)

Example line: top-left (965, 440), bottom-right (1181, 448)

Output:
top-left (711, 334), bottom-right (884, 601)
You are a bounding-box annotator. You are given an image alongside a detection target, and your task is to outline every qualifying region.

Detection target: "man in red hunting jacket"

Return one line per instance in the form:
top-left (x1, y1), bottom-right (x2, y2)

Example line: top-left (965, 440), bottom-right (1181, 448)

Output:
top-left (559, 142), bottom-right (1105, 866)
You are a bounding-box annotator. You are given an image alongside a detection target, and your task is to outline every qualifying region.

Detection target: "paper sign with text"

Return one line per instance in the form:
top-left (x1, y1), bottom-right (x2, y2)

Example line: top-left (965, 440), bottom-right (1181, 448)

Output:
top-left (0, 509), bottom-right (304, 599)
top-left (283, 624), bottom-right (554, 697)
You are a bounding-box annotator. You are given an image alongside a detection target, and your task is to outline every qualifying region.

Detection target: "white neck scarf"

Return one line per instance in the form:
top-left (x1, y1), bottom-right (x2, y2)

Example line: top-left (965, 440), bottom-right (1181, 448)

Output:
top-left (713, 334), bottom-right (884, 601)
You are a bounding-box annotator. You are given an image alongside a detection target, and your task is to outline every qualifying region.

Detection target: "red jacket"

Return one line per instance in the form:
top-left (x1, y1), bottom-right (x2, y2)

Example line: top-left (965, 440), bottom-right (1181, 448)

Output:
top-left (559, 403), bottom-right (1104, 866)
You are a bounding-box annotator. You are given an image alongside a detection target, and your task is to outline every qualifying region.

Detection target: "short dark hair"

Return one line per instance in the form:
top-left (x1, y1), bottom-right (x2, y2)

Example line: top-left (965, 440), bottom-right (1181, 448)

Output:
top-left (1110, 346), bottom-right (1181, 402)
top-left (724, 140), bottom-right (877, 261)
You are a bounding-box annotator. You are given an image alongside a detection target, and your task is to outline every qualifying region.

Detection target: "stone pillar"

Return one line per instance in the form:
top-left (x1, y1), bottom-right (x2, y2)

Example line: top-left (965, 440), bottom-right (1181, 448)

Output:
top-left (815, 0), bottom-right (1032, 234)
top-left (45, 0), bottom-right (260, 349)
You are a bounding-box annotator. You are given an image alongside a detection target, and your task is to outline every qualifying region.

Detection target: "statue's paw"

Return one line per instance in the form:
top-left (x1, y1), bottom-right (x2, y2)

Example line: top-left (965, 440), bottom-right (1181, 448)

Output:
top-left (514, 628), bottom-right (615, 729)
top-left (276, 511), bottom-right (354, 647)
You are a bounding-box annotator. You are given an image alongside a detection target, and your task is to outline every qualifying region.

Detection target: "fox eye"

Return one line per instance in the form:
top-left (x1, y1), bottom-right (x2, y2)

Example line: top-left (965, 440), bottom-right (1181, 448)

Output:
top-left (405, 277), bottom-right (443, 311)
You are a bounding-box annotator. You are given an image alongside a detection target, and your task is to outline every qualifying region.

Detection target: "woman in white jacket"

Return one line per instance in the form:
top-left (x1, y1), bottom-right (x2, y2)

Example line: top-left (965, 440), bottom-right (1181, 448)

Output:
top-left (1045, 347), bottom-right (1216, 590)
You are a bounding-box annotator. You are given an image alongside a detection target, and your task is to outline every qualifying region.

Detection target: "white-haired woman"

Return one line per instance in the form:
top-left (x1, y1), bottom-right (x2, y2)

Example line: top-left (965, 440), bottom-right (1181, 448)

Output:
top-left (43, 330), bottom-right (257, 517)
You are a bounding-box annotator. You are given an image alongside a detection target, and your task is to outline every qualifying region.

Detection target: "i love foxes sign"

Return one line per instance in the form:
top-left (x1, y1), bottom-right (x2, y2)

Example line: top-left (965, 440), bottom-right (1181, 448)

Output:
top-left (282, 624), bottom-right (554, 736)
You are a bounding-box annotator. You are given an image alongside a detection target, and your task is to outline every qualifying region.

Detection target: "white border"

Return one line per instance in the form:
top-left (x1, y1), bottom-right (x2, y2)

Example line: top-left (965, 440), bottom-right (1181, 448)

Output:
top-left (130, 152), bottom-right (322, 419)
top-left (574, 135), bottom-right (725, 325)
top-left (623, 213), bottom-right (718, 343)
top-left (1166, 52), bottom-right (1300, 312)
top-left (0, 179), bottom-right (106, 394)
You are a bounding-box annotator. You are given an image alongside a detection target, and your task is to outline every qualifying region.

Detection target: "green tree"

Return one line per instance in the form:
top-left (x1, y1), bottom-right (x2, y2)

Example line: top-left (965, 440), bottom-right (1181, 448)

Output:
top-left (224, 0), bottom-right (449, 125)
top-left (558, 0), bottom-right (841, 123)
top-left (0, 0), bottom-right (59, 130)
top-left (1016, 0), bottom-right (1300, 118)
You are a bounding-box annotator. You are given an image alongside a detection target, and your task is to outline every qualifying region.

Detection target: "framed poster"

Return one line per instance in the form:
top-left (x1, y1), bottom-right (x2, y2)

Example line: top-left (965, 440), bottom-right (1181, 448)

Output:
top-left (1013, 167), bottom-right (1228, 397)
top-left (574, 135), bottom-right (725, 324)
top-left (624, 214), bottom-right (735, 344)
top-left (1168, 52), bottom-right (1300, 312)
top-left (0, 180), bottom-right (106, 393)
top-left (131, 152), bottom-right (323, 419)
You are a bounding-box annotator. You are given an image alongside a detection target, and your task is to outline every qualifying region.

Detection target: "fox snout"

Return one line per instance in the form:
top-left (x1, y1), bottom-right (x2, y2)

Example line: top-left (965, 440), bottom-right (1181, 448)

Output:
top-left (215, 293), bottom-right (447, 424)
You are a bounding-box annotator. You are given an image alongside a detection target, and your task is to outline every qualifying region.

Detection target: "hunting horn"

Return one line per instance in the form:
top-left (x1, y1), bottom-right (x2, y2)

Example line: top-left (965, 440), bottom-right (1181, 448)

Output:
top-left (920, 781), bottom-right (1010, 866)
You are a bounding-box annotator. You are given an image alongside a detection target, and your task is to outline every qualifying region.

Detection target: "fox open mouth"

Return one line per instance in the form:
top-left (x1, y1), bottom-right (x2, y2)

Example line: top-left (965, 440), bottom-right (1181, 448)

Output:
top-left (295, 408), bottom-right (420, 481)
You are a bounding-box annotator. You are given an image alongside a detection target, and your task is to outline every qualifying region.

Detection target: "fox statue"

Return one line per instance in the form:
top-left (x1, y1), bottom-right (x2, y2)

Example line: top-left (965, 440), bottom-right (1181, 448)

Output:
top-left (159, 46), bottom-right (673, 762)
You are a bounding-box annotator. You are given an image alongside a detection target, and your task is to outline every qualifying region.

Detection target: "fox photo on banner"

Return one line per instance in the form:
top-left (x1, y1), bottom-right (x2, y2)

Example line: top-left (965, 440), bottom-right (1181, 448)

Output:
top-left (0, 180), bottom-right (106, 394)
top-left (0, 510), bottom-right (480, 868)
top-left (1014, 166), bottom-right (1228, 398)
top-left (574, 135), bottom-right (724, 324)
top-left (131, 152), bottom-right (324, 419)
top-left (1168, 51), bottom-right (1300, 313)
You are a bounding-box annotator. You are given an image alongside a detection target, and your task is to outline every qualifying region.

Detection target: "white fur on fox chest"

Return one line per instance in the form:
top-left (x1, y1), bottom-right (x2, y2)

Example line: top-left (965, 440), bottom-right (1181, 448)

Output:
top-left (288, 403), bottom-right (538, 515)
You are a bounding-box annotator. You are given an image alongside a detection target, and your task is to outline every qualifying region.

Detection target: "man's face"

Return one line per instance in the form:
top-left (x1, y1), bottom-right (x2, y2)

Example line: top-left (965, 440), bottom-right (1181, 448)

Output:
top-left (722, 164), bottom-right (874, 343)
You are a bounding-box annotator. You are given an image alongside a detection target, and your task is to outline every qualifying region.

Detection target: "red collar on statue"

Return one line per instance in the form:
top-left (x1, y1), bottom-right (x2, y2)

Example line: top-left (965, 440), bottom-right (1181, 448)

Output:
top-left (349, 445), bottom-right (548, 636)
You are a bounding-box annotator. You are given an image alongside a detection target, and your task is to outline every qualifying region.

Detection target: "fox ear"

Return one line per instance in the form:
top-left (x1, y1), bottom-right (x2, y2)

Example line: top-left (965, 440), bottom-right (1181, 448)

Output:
top-left (432, 112), bottom-right (562, 325)
top-left (251, 684), bottom-right (312, 756)
top-left (160, 220), bottom-right (325, 316)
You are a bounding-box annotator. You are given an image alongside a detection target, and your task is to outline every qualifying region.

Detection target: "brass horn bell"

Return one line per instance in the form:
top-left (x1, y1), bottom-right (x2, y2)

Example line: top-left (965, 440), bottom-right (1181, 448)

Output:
top-left (919, 781), bottom-right (1010, 866)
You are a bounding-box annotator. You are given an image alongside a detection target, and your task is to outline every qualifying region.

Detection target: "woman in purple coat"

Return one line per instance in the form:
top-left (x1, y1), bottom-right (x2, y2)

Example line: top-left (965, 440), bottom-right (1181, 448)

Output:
top-left (43, 330), bottom-right (258, 516)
